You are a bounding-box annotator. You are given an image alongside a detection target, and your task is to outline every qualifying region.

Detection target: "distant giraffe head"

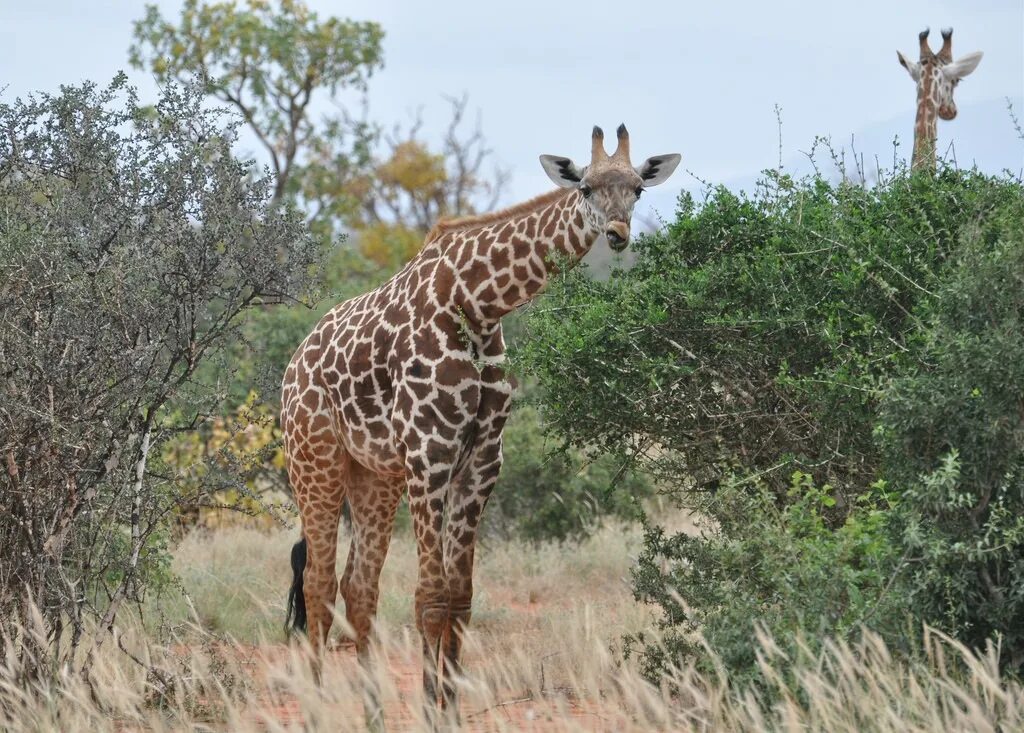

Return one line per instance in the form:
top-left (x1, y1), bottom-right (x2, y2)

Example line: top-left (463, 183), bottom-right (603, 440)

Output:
top-left (897, 28), bottom-right (983, 171)
top-left (539, 125), bottom-right (680, 250)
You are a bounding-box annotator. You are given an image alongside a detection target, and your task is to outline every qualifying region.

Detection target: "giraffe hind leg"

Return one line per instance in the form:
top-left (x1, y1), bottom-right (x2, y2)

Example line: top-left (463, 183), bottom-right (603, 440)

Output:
top-left (339, 468), bottom-right (404, 730)
top-left (285, 432), bottom-right (350, 663)
top-left (339, 469), bottom-right (404, 651)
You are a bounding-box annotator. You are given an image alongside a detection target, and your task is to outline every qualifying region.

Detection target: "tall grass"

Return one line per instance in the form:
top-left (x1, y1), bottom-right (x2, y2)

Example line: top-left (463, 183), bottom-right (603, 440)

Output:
top-left (2, 523), bottom-right (1020, 731)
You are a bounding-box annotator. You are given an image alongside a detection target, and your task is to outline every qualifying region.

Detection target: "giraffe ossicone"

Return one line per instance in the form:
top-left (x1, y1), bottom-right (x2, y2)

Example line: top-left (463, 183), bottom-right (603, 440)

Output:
top-left (896, 26), bottom-right (983, 172)
top-left (280, 124), bottom-right (680, 723)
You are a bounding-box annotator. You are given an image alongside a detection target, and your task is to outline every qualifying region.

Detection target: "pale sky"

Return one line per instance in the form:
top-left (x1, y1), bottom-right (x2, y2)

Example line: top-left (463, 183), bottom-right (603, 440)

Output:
top-left (2, 1), bottom-right (1022, 222)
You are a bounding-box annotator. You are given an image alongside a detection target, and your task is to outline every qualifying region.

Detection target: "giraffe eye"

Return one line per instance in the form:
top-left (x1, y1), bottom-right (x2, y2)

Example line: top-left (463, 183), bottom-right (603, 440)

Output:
top-left (580, 185), bottom-right (592, 198)
top-left (635, 186), bottom-right (643, 198)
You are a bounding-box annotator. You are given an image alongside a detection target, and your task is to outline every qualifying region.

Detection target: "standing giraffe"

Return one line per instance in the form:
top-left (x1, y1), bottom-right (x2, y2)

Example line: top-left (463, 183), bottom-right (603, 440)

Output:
top-left (897, 27), bottom-right (983, 172)
top-left (281, 124), bottom-right (680, 723)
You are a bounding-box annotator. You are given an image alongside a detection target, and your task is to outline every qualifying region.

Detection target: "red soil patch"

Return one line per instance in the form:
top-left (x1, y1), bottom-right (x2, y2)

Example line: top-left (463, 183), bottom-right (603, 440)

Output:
top-left (169, 638), bottom-right (623, 732)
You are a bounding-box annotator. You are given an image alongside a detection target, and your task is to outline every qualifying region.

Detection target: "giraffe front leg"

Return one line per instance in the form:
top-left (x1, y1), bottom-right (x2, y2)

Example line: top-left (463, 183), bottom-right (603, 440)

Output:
top-left (440, 372), bottom-right (511, 718)
top-left (439, 450), bottom-right (504, 718)
top-left (404, 445), bottom-right (455, 724)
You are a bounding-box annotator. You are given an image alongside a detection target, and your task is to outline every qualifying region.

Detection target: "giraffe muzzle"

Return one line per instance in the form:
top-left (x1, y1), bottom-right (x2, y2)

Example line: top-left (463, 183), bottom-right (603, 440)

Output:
top-left (606, 220), bottom-right (630, 251)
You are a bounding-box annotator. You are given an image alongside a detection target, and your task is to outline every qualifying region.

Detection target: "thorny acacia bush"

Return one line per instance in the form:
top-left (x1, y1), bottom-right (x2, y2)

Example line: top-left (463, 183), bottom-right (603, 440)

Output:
top-left (484, 403), bottom-right (650, 543)
top-left (514, 167), bottom-right (1024, 683)
top-left (880, 217), bottom-right (1024, 670)
top-left (0, 75), bottom-right (321, 678)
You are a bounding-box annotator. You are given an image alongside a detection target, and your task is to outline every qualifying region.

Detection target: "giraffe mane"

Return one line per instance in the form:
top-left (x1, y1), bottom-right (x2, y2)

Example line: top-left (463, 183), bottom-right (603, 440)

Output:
top-left (424, 188), bottom-right (573, 245)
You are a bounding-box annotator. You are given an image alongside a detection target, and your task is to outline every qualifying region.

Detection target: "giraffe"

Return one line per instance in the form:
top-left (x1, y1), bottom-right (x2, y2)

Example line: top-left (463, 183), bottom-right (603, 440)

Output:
top-left (897, 27), bottom-right (983, 172)
top-left (280, 124), bottom-right (680, 724)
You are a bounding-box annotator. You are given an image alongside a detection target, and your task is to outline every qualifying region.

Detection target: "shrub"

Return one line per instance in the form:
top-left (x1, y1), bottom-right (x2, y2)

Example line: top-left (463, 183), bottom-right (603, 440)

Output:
top-left (629, 472), bottom-right (906, 687)
top-left (484, 404), bottom-right (650, 543)
top-left (0, 76), bottom-right (320, 676)
top-left (515, 165), bottom-right (1024, 679)
top-left (162, 392), bottom-right (291, 531)
top-left (880, 208), bottom-right (1024, 671)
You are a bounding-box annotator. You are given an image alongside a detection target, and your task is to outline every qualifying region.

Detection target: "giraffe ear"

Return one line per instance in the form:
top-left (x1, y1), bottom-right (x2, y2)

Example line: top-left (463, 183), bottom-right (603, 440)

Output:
top-left (942, 51), bottom-right (983, 81)
top-left (539, 155), bottom-right (585, 188)
top-left (636, 154), bottom-right (681, 187)
top-left (897, 51), bottom-right (921, 81)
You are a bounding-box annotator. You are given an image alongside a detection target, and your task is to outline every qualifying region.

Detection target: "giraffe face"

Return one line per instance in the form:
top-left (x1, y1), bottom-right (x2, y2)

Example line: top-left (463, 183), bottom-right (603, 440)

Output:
top-left (578, 163), bottom-right (645, 251)
top-left (540, 125), bottom-right (680, 251)
top-left (936, 69), bottom-right (959, 121)
top-left (898, 29), bottom-right (982, 123)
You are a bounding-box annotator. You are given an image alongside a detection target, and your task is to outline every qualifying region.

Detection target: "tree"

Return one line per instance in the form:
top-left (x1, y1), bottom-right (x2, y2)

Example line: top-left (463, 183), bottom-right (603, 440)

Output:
top-left (129, 0), bottom-right (384, 218)
top-left (0, 75), bottom-right (320, 679)
top-left (130, 0), bottom-right (507, 249)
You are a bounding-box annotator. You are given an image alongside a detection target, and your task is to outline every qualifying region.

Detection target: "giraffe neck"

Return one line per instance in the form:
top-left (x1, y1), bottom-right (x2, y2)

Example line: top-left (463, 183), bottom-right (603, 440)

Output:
top-left (912, 72), bottom-right (939, 172)
top-left (441, 189), bottom-right (601, 327)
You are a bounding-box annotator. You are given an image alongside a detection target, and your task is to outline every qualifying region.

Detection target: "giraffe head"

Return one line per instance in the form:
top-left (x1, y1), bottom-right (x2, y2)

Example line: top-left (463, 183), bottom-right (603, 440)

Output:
top-left (897, 28), bottom-right (982, 121)
top-left (539, 125), bottom-right (680, 251)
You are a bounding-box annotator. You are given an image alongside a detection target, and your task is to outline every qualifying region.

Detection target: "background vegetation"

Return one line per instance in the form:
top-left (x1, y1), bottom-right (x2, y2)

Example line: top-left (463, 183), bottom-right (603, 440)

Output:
top-left (0, 77), bottom-right (319, 676)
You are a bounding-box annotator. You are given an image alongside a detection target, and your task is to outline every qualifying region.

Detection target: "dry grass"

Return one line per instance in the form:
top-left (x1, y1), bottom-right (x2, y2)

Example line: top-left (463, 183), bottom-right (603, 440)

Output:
top-left (2, 521), bottom-right (1022, 732)
top-left (160, 516), bottom-right (648, 645)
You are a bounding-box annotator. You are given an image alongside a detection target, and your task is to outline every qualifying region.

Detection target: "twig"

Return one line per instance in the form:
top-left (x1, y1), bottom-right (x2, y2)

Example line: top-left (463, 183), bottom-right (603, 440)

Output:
top-left (467, 695), bottom-right (534, 719)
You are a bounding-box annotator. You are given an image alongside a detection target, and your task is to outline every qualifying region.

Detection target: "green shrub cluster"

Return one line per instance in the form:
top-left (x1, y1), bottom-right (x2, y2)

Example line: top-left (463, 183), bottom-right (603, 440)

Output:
top-left (485, 404), bottom-right (650, 543)
top-left (880, 220), bottom-right (1024, 669)
top-left (515, 167), bottom-right (1024, 679)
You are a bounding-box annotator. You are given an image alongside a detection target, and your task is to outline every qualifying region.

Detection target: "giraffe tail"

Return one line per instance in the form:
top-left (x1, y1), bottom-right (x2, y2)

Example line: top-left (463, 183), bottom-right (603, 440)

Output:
top-left (285, 536), bottom-right (307, 635)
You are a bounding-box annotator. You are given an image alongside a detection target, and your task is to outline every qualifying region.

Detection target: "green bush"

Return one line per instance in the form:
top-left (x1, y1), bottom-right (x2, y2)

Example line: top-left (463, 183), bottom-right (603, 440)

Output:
top-left (880, 214), bottom-right (1024, 670)
top-left (517, 169), bottom-right (1020, 500)
top-left (515, 165), bottom-right (1024, 680)
top-left (484, 404), bottom-right (650, 543)
top-left (629, 472), bottom-right (906, 688)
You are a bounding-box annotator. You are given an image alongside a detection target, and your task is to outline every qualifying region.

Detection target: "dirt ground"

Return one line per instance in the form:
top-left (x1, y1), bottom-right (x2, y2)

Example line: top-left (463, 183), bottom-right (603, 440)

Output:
top-left (221, 638), bottom-right (628, 732)
top-left (156, 523), bottom-right (654, 731)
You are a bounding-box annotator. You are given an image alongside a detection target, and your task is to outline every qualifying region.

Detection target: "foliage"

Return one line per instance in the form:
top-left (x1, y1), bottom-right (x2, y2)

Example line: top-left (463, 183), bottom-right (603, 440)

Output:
top-left (0, 76), bottom-right (320, 677)
top-left (515, 166), bottom-right (1024, 679)
top-left (130, 0), bottom-right (383, 222)
top-left (879, 213), bottom-right (1024, 670)
top-left (629, 473), bottom-right (906, 688)
top-left (162, 392), bottom-right (290, 531)
top-left (516, 169), bottom-right (1020, 501)
top-left (344, 95), bottom-right (509, 236)
top-left (484, 405), bottom-right (650, 543)
top-left (130, 2), bottom-right (506, 250)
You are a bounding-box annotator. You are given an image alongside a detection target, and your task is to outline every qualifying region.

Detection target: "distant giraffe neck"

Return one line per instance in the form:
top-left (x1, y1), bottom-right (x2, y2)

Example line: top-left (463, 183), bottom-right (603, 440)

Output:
top-left (912, 68), bottom-right (939, 171)
top-left (440, 189), bottom-right (600, 327)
